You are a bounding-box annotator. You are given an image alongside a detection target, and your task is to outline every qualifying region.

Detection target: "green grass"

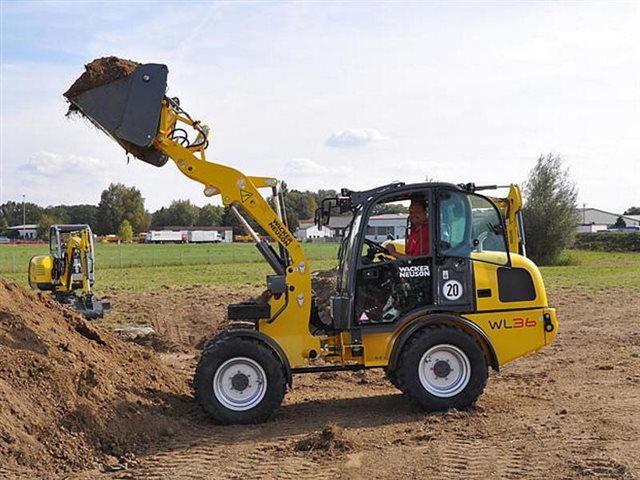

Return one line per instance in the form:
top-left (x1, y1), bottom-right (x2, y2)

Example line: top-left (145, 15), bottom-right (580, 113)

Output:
top-left (540, 250), bottom-right (640, 291)
top-left (0, 242), bottom-right (339, 272)
top-left (3, 244), bottom-right (638, 293)
top-left (0, 242), bottom-right (340, 291)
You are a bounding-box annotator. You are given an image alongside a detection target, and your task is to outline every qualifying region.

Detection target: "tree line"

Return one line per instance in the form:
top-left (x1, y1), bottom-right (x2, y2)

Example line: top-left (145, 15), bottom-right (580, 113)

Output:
top-left (0, 183), bottom-right (343, 239)
top-left (3, 155), bottom-right (637, 265)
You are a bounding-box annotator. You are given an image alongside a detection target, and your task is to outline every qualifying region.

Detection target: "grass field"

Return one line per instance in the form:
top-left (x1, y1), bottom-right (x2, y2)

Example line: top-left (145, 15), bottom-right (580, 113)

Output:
top-left (0, 242), bottom-right (340, 290)
top-left (0, 242), bottom-right (339, 272)
top-left (542, 250), bottom-right (640, 291)
top-left (1, 243), bottom-right (639, 292)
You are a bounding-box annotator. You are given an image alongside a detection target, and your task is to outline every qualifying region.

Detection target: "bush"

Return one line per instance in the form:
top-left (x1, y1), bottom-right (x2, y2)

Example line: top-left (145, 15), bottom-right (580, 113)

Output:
top-left (573, 232), bottom-right (640, 252)
top-left (522, 154), bottom-right (578, 265)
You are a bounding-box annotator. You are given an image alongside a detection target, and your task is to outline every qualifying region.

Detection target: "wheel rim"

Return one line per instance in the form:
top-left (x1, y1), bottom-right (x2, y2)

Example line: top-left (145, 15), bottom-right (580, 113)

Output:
top-left (418, 344), bottom-right (471, 398)
top-left (213, 357), bottom-right (267, 411)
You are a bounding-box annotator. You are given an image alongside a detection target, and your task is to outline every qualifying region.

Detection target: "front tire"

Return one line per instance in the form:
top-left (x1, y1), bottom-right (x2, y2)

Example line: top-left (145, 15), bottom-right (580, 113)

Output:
top-left (194, 334), bottom-right (286, 424)
top-left (396, 325), bottom-right (488, 411)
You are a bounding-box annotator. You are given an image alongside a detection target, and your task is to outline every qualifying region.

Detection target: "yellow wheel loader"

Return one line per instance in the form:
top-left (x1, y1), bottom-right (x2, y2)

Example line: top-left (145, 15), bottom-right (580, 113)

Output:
top-left (64, 58), bottom-right (558, 424)
top-left (29, 224), bottom-right (110, 320)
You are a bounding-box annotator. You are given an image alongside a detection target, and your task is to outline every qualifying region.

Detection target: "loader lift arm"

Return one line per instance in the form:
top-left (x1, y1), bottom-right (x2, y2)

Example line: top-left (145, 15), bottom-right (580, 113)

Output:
top-left (64, 63), bottom-right (317, 366)
top-left (155, 97), bottom-right (305, 272)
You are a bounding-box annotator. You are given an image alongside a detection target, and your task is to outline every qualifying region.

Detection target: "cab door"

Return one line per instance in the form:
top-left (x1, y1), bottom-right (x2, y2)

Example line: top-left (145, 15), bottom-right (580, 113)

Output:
top-left (353, 191), bottom-right (435, 327)
top-left (435, 189), bottom-right (511, 312)
top-left (435, 189), bottom-right (475, 311)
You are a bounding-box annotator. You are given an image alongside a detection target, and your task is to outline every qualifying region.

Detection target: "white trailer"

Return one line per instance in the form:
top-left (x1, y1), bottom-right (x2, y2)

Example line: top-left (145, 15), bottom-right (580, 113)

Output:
top-left (187, 230), bottom-right (221, 243)
top-left (147, 230), bottom-right (186, 243)
top-left (220, 229), bottom-right (233, 243)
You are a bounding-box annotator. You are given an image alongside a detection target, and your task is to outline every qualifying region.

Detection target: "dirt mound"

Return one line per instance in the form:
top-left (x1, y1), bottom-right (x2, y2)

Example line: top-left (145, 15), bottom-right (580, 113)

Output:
top-left (294, 423), bottom-right (354, 456)
top-left (64, 56), bottom-right (140, 101)
top-left (0, 280), bottom-right (192, 476)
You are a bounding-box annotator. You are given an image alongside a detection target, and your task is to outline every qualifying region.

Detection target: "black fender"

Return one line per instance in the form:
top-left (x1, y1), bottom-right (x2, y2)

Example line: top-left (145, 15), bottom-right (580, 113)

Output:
top-left (388, 313), bottom-right (500, 374)
top-left (212, 327), bottom-right (293, 388)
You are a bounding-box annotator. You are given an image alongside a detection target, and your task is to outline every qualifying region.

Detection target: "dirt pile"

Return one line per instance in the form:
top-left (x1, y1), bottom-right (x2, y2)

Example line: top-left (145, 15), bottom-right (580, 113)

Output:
top-left (63, 56), bottom-right (140, 101)
top-left (294, 423), bottom-right (354, 456)
top-left (0, 280), bottom-right (192, 476)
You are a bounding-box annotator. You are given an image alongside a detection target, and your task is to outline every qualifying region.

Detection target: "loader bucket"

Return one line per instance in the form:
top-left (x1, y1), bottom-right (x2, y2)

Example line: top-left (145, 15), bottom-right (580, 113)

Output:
top-left (64, 58), bottom-right (169, 167)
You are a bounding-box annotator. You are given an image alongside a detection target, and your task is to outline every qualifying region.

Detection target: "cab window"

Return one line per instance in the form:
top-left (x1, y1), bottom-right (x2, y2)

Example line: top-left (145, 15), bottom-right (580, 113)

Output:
top-left (438, 190), bottom-right (509, 266)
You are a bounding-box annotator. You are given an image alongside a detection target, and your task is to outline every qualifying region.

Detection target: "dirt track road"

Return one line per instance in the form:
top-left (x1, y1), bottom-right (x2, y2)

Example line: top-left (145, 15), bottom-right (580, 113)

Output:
top-left (87, 287), bottom-right (638, 480)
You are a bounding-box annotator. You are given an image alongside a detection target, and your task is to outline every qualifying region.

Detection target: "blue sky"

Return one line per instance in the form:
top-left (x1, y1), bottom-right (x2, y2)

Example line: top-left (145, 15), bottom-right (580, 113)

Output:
top-left (1, 1), bottom-right (638, 213)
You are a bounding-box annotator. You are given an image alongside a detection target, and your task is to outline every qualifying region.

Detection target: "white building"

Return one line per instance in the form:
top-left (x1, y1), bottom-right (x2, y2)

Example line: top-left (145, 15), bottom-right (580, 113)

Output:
top-left (7, 224), bottom-right (38, 239)
top-left (576, 224), bottom-right (608, 233)
top-left (296, 213), bottom-right (410, 243)
top-left (294, 221), bottom-right (334, 242)
top-left (576, 208), bottom-right (640, 228)
top-left (365, 213), bottom-right (409, 243)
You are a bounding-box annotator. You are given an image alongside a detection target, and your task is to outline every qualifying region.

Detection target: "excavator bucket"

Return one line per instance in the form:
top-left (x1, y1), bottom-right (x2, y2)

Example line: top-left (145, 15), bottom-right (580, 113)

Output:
top-left (64, 57), bottom-right (169, 167)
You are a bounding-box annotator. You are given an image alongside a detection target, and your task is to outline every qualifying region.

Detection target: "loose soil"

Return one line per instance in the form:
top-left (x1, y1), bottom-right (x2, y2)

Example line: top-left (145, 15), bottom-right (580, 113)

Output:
top-left (63, 56), bottom-right (169, 167)
top-left (64, 56), bottom-right (140, 101)
top-left (1, 277), bottom-right (638, 479)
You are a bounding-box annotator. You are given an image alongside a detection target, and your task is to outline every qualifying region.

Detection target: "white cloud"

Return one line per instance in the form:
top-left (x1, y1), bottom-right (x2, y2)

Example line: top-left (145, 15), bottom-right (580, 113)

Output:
top-left (21, 151), bottom-right (108, 177)
top-left (275, 158), bottom-right (356, 193)
top-left (325, 129), bottom-right (391, 148)
top-left (283, 158), bottom-right (328, 176)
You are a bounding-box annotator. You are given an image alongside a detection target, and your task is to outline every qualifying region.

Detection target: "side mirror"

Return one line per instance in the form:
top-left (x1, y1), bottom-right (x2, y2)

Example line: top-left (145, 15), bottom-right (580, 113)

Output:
top-left (316, 197), bottom-right (338, 228)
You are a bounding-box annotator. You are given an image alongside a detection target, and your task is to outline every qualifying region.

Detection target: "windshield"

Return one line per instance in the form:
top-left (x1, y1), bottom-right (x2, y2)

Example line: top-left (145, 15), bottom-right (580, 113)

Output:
top-left (438, 190), bottom-right (509, 266)
top-left (338, 211), bottom-right (362, 292)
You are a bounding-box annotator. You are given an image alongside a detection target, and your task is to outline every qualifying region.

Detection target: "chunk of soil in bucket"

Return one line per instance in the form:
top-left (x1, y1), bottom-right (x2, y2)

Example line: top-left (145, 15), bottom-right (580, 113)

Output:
top-left (64, 56), bottom-right (140, 103)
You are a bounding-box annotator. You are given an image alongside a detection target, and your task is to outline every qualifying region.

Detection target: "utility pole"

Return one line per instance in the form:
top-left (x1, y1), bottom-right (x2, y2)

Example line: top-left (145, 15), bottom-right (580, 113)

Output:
top-left (22, 194), bottom-right (26, 239)
top-left (582, 203), bottom-right (586, 224)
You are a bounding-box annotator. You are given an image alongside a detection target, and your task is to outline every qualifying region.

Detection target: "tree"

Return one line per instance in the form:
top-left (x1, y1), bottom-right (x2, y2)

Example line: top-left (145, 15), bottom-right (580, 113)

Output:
top-left (66, 204), bottom-right (100, 228)
top-left (277, 188), bottom-right (318, 232)
top-left (197, 204), bottom-right (224, 226)
top-left (0, 201), bottom-right (44, 226)
top-left (37, 214), bottom-right (61, 241)
top-left (43, 204), bottom-right (100, 231)
top-left (97, 183), bottom-right (148, 234)
top-left (373, 203), bottom-right (408, 215)
top-left (624, 207), bottom-right (640, 215)
top-left (117, 219), bottom-right (133, 242)
top-left (314, 189), bottom-right (339, 205)
top-left (522, 154), bottom-right (578, 265)
top-left (151, 200), bottom-right (199, 227)
top-left (613, 216), bottom-right (626, 228)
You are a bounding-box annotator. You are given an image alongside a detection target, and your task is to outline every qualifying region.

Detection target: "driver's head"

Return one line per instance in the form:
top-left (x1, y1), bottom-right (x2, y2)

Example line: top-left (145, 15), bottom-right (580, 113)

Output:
top-left (409, 197), bottom-right (427, 226)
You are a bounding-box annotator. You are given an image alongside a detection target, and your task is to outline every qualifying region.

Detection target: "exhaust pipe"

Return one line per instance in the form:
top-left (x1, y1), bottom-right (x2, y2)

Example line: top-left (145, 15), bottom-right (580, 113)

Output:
top-left (64, 57), bottom-right (169, 167)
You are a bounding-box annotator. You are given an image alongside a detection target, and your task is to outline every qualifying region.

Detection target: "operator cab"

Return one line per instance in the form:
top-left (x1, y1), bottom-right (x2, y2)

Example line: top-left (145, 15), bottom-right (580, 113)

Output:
top-left (48, 224), bottom-right (96, 288)
top-left (329, 183), bottom-right (512, 332)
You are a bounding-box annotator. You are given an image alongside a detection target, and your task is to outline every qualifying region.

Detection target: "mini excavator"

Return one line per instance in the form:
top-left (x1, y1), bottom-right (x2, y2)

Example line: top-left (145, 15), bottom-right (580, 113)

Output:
top-left (64, 58), bottom-right (558, 424)
top-left (29, 224), bottom-right (110, 319)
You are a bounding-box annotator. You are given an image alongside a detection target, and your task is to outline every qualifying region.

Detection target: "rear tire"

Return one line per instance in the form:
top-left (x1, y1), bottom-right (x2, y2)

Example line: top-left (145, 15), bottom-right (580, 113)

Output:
top-left (194, 334), bottom-right (286, 424)
top-left (396, 325), bottom-right (487, 411)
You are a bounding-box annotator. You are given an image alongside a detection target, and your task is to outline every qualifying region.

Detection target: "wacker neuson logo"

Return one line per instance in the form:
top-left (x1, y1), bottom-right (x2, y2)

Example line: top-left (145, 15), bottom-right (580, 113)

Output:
top-left (398, 265), bottom-right (431, 278)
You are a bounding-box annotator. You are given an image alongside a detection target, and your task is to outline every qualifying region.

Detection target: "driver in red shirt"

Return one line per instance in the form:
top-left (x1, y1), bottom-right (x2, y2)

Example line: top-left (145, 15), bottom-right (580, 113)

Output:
top-left (387, 197), bottom-right (429, 258)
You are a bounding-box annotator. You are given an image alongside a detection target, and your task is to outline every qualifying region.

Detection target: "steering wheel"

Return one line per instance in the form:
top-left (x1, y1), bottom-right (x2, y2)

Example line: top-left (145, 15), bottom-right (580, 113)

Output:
top-left (364, 238), bottom-right (388, 255)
